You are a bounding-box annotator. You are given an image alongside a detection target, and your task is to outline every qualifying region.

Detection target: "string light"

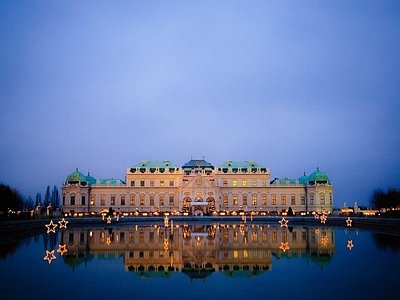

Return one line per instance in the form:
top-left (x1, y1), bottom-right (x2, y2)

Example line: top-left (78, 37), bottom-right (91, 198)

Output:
top-left (279, 218), bottom-right (289, 228)
top-left (45, 220), bottom-right (58, 233)
top-left (43, 250), bottom-right (56, 264)
top-left (57, 244), bottom-right (68, 256)
top-left (314, 213), bottom-right (320, 220)
top-left (58, 218), bottom-right (69, 229)
top-left (346, 217), bottom-right (352, 227)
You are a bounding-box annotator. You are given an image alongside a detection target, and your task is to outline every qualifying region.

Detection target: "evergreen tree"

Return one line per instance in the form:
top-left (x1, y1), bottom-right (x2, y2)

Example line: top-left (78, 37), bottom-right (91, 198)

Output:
top-left (44, 186), bottom-right (51, 207)
top-left (25, 196), bottom-right (34, 210)
top-left (35, 193), bottom-right (42, 207)
top-left (51, 186), bottom-right (60, 209)
top-left (0, 183), bottom-right (24, 216)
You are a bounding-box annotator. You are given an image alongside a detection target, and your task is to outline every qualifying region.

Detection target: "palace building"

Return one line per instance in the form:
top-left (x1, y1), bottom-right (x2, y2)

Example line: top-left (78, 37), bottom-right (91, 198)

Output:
top-left (61, 159), bottom-right (333, 216)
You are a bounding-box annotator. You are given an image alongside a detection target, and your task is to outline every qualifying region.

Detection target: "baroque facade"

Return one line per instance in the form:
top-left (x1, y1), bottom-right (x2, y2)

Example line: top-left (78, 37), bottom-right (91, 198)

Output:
top-left (61, 159), bottom-right (333, 216)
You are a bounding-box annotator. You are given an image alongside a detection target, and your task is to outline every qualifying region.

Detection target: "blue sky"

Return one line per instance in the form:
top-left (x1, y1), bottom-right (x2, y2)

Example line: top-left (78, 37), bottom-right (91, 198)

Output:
top-left (1, 0), bottom-right (399, 207)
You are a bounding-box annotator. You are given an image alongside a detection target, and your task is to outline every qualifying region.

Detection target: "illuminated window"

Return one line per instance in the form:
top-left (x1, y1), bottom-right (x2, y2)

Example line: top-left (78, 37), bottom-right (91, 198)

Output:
top-left (251, 232), bottom-right (258, 242)
top-left (160, 195), bottom-right (164, 206)
top-left (130, 195), bottom-right (135, 206)
top-left (169, 180), bottom-right (174, 187)
top-left (262, 232), bottom-right (268, 242)
top-left (232, 180), bottom-right (238, 187)
top-left (233, 231), bottom-right (238, 242)
top-left (242, 180), bottom-right (247, 187)
top-left (223, 195), bottom-right (228, 205)
top-left (233, 195), bottom-right (238, 205)
top-left (271, 195), bottom-right (277, 205)
top-left (262, 195), bottom-right (267, 205)
top-left (111, 196), bottom-right (115, 206)
top-left (81, 196), bottom-right (85, 205)
top-left (234, 250), bottom-right (238, 258)
top-left (101, 194), bottom-right (105, 206)
top-left (252, 195), bottom-right (257, 205)
top-left (242, 195), bottom-right (247, 206)
top-left (169, 195), bottom-right (174, 206)
top-left (281, 195), bottom-right (286, 205)
top-left (150, 195), bottom-right (154, 206)
top-left (160, 180), bottom-right (165, 187)
top-left (244, 250), bottom-right (248, 258)
top-left (130, 181), bottom-right (135, 187)
top-left (291, 195), bottom-right (296, 205)
top-left (252, 180), bottom-right (257, 186)
top-left (140, 180), bottom-right (145, 187)
top-left (272, 231), bottom-right (277, 243)
top-left (223, 231), bottom-right (228, 241)
top-left (140, 195), bottom-right (144, 206)
top-left (301, 195), bottom-right (305, 205)
top-left (121, 196), bottom-right (125, 206)
top-left (320, 192), bottom-right (325, 205)
top-left (150, 180), bottom-right (154, 187)
top-left (90, 195), bottom-right (95, 205)
top-left (70, 196), bottom-right (75, 205)
top-left (223, 180), bottom-right (228, 187)
top-left (129, 232), bottom-right (134, 242)
top-left (282, 231), bottom-right (287, 243)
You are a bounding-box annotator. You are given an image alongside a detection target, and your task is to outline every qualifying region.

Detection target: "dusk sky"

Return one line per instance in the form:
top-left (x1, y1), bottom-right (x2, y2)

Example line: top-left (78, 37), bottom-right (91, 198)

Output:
top-left (1, 1), bottom-right (399, 207)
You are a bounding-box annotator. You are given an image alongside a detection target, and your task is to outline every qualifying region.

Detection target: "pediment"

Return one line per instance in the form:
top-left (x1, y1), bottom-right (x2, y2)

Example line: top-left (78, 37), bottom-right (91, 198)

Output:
top-left (182, 175), bottom-right (214, 189)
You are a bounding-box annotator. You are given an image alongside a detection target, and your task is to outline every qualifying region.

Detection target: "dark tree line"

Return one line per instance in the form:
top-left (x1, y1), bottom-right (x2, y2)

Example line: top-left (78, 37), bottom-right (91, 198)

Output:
top-left (0, 183), bottom-right (24, 217)
top-left (370, 188), bottom-right (400, 211)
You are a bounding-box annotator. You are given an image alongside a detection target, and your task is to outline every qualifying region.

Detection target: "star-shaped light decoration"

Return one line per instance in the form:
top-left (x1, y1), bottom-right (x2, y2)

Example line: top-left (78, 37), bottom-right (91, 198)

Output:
top-left (45, 220), bottom-right (58, 233)
top-left (279, 218), bottom-right (289, 228)
top-left (314, 213), bottom-right (320, 220)
top-left (279, 242), bottom-right (290, 253)
top-left (57, 244), bottom-right (68, 256)
top-left (346, 217), bottom-right (352, 227)
top-left (106, 236), bottom-right (111, 246)
top-left (58, 218), bottom-right (69, 229)
top-left (320, 214), bottom-right (327, 224)
top-left (106, 216), bottom-right (112, 224)
top-left (43, 250), bottom-right (56, 264)
top-left (321, 235), bottom-right (328, 246)
top-left (314, 228), bottom-right (320, 235)
top-left (347, 239), bottom-right (354, 251)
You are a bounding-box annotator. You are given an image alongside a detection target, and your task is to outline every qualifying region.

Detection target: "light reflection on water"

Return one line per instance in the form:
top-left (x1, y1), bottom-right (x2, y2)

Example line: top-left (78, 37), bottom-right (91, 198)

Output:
top-left (1, 223), bottom-right (399, 300)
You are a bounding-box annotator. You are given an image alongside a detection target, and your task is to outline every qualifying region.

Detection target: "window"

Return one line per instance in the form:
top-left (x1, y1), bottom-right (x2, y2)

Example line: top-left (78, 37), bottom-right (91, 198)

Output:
top-left (262, 195), bottom-right (267, 205)
top-left (223, 195), bottom-right (228, 206)
top-left (310, 193), bottom-right (314, 205)
top-left (140, 180), bottom-right (145, 187)
top-left (281, 195), bottom-right (286, 205)
top-left (223, 180), bottom-right (227, 187)
top-left (169, 195), bottom-right (174, 206)
top-left (242, 195), bottom-right (247, 206)
top-left (261, 180), bottom-right (266, 186)
top-left (62, 196), bottom-right (65, 206)
top-left (111, 196), bottom-right (115, 206)
top-left (169, 180), bottom-right (174, 187)
top-left (232, 180), bottom-right (238, 187)
top-left (272, 231), bottom-right (277, 243)
top-left (320, 193), bottom-right (325, 205)
top-left (282, 231), bottom-right (287, 243)
top-left (252, 180), bottom-right (257, 187)
top-left (90, 195), bottom-right (95, 205)
top-left (121, 196), bottom-right (126, 206)
top-left (150, 180), bottom-right (154, 187)
top-left (300, 195), bottom-right (305, 205)
top-left (101, 195), bottom-right (105, 206)
top-left (81, 196), bottom-right (85, 205)
top-left (233, 195), bottom-right (238, 205)
top-left (70, 196), bottom-right (75, 205)
top-left (140, 195), bottom-right (145, 206)
top-left (252, 195), bottom-right (257, 205)
top-left (271, 195), bottom-right (277, 205)
top-left (252, 232), bottom-right (258, 242)
top-left (329, 193), bottom-right (333, 205)
top-left (160, 195), bottom-right (164, 206)
top-left (160, 180), bottom-right (165, 187)
top-left (150, 194), bottom-right (154, 206)
top-left (242, 180), bottom-right (247, 187)
top-left (291, 195), bottom-right (296, 205)
top-left (130, 181), bottom-right (135, 187)
top-left (130, 195), bottom-right (135, 206)
top-left (262, 232), bottom-right (268, 242)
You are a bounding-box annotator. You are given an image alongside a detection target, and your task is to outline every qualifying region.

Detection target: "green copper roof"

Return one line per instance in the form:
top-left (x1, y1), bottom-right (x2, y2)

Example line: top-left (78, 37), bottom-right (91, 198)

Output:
top-left (85, 172), bottom-right (97, 184)
top-left (182, 159), bottom-right (214, 169)
top-left (66, 169), bottom-right (87, 183)
top-left (134, 161), bottom-right (177, 169)
top-left (308, 168), bottom-right (330, 183)
top-left (219, 161), bottom-right (265, 169)
top-left (298, 172), bottom-right (309, 185)
top-left (270, 178), bottom-right (298, 185)
top-left (96, 178), bottom-right (126, 186)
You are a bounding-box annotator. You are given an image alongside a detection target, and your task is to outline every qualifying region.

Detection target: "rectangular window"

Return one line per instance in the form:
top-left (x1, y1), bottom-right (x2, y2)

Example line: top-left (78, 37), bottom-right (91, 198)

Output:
top-left (233, 195), bottom-right (238, 205)
top-left (169, 195), bottom-right (174, 206)
top-left (80, 232), bottom-right (84, 243)
top-left (111, 196), bottom-right (115, 206)
top-left (301, 195), bottom-right (305, 205)
top-left (81, 196), bottom-right (85, 205)
top-left (130, 181), bottom-right (135, 187)
top-left (252, 195), bottom-right (257, 205)
top-left (292, 231), bottom-right (297, 243)
top-left (252, 180), bottom-right (257, 186)
top-left (160, 180), bottom-right (165, 187)
top-left (262, 232), bottom-right (268, 242)
top-left (232, 180), bottom-right (238, 187)
top-left (150, 180), bottom-right (154, 187)
top-left (242, 180), bottom-right (247, 187)
top-left (271, 195), bottom-right (277, 205)
top-left (291, 195), bottom-right (296, 205)
top-left (272, 231), bottom-right (277, 243)
top-left (63, 196), bottom-right (65, 206)
top-left (140, 195), bottom-right (145, 206)
top-left (223, 180), bottom-right (228, 187)
top-left (282, 231), bottom-right (287, 243)
top-left (121, 196), bottom-right (126, 206)
top-left (140, 180), bottom-right (145, 187)
top-left (281, 195), bottom-right (286, 205)
top-left (320, 193), bottom-right (325, 205)
top-left (310, 194), bottom-right (315, 205)
top-left (261, 180), bottom-right (266, 186)
top-left (262, 195), bottom-right (267, 205)
top-left (90, 195), bottom-right (95, 205)
top-left (242, 195), bottom-right (247, 206)
top-left (130, 195), bottom-right (135, 206)
top-left (223, 195), bottom-right (228, 206)
top-left (160, 195), bottom-right (164, 206)
top-left (100, 194), bottom-right (105, 206)
top-left (150, 195), bottom-right (154, 206)
top-left (169, 180), bottom-right (174, 187)
top-left (70, 196), bottom-right (75, 205)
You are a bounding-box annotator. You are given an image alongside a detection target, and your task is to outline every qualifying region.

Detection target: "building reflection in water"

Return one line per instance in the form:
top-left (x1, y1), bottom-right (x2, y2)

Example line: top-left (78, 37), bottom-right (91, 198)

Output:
top-left (60, 224), bottom-right (335, 278)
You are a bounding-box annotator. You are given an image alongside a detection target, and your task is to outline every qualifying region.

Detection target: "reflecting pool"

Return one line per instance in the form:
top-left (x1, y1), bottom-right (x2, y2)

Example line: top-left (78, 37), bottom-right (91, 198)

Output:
top-left (1, 222), bottom-right (400, 300)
